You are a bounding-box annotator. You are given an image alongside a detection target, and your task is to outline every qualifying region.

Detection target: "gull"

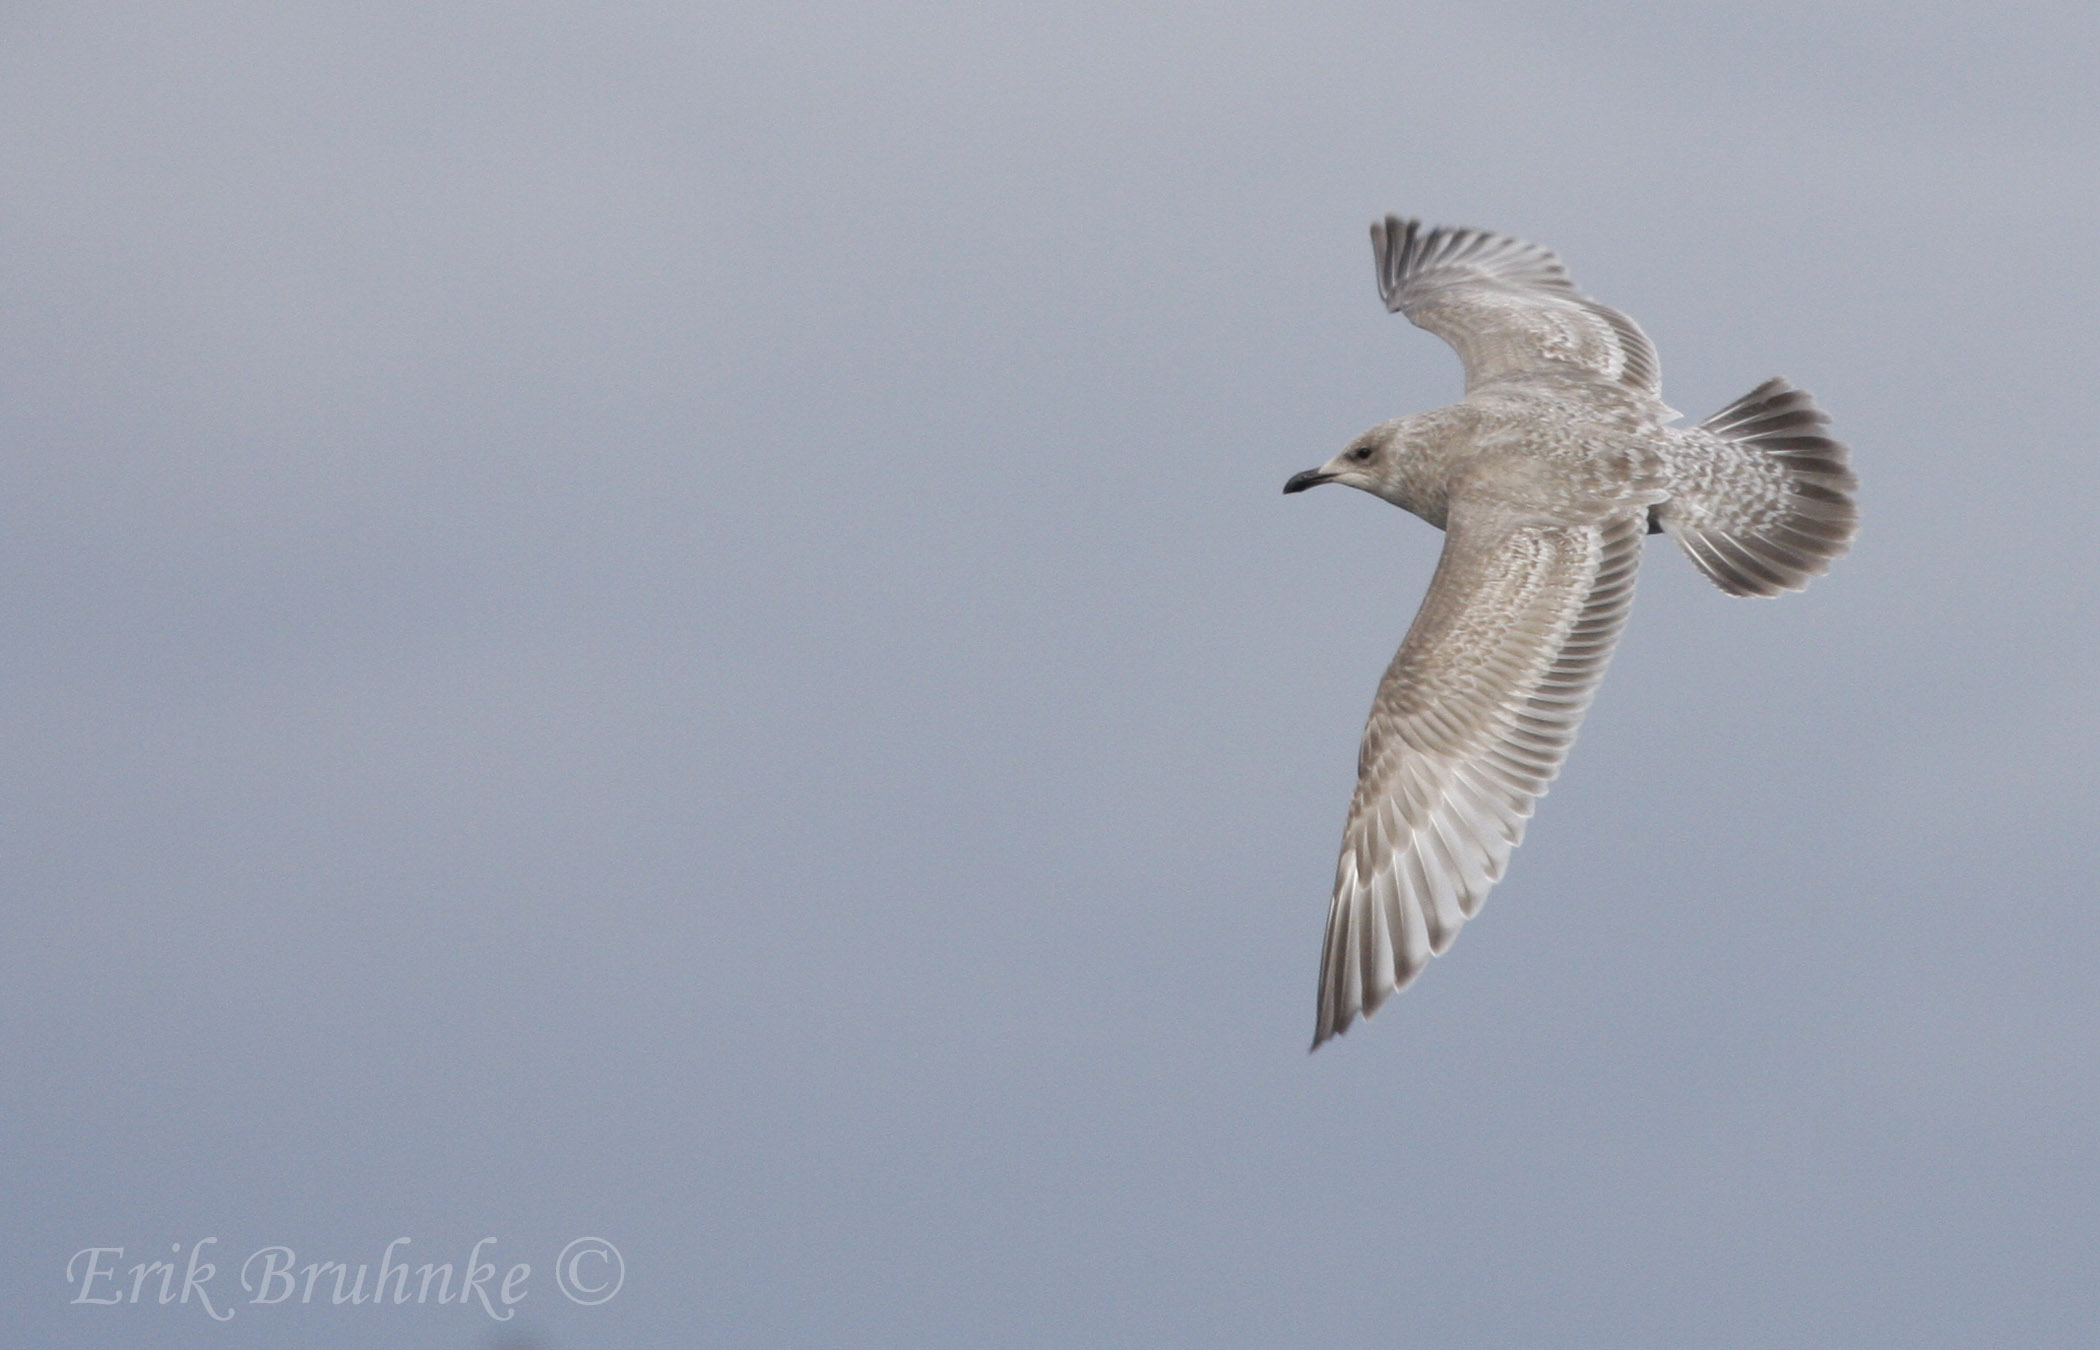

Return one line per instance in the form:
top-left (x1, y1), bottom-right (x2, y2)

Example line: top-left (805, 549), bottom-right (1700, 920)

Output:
top-left (1286, 217), bottom-right (1858, 1048)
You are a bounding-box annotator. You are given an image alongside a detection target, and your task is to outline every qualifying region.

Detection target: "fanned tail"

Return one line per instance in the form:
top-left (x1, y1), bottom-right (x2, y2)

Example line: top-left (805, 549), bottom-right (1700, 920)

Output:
top-left (1660, 378), bottom-right (1859, 597)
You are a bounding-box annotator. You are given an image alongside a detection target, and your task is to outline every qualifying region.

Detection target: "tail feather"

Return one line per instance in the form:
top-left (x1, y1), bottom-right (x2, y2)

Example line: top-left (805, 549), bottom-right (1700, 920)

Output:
top-left (1660, 378), bottom-right (1859, 597)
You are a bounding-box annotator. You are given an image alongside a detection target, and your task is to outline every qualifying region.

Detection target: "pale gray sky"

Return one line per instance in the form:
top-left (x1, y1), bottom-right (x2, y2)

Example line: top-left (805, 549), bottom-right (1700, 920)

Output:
top-left (5, 3), bottom-right (2097, 1345)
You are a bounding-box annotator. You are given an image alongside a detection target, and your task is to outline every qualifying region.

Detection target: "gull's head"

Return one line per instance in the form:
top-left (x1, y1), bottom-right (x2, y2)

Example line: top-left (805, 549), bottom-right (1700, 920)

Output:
top-left (1283, 421), bottom-right (1405, 500)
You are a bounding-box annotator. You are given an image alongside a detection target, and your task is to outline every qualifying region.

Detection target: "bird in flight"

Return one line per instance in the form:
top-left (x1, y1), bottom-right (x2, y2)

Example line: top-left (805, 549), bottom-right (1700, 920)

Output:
top-left (1286, 217), bottom-right (1858, 1048)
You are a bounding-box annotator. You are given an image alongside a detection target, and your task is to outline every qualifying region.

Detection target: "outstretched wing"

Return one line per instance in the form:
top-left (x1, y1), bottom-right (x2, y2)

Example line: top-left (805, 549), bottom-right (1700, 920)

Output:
top-left (1372, 216), bottom-right (1662, 397)
top-left (1312, 495), bottom-right (1646, 1047)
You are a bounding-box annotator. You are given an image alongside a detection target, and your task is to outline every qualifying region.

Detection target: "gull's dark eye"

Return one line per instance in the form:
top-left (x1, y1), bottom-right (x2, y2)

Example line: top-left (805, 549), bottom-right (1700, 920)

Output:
top-left (1348, 445), bottom-right (1375, 462)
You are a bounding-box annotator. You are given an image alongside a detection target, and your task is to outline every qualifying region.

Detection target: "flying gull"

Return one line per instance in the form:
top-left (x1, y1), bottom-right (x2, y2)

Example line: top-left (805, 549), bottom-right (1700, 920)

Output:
top-left (1286, 217), bottom-right (1858, 1048)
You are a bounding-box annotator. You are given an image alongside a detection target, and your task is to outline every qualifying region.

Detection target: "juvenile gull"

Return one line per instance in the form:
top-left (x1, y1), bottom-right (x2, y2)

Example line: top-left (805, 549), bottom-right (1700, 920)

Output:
top-left (1287, 217), bottom-right (1858, 1048)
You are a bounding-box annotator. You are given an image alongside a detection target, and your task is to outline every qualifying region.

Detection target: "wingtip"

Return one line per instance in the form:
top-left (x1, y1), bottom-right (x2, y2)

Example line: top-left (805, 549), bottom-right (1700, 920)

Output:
top-left (1370, 215), bottom-right (1425, 312)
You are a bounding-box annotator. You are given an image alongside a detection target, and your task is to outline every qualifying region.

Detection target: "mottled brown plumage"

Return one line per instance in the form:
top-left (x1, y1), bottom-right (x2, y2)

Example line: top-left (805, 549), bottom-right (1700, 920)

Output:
top-left (1288, 218), bottom-right (1859, 1047)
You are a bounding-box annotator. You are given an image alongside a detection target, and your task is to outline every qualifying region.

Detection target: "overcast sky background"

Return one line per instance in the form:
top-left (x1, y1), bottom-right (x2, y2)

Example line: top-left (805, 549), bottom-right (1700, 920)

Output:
top-left (4, 3), bottom-right (2097, 1346)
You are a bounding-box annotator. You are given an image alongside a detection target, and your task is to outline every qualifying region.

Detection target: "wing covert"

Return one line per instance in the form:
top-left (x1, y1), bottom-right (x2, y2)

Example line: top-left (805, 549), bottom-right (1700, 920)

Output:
top-left (1372, 216), bottom-right (1662, 398)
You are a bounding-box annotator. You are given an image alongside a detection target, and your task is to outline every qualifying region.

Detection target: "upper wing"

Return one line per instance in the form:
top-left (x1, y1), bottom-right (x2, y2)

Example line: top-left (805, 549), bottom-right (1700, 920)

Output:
top-left (1372, 216), bottom-right (1662, 397)
top-left (1312, 492), bottom-right (1646, 1047)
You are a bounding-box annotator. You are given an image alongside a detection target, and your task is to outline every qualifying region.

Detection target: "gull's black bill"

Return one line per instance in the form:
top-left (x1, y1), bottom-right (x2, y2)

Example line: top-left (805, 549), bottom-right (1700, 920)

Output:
top-left (1283, 469), bottom-right (1335, 494)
